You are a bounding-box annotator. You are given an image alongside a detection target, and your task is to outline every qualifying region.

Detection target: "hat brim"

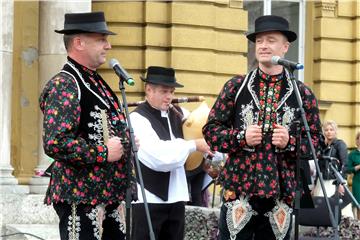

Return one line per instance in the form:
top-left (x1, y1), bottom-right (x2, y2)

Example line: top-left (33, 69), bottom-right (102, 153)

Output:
top-left (246, 29), bottom-right (297, 43)
top-left (54, 29), bottom-right (116, 35)
top-left (140, 76), bottom-right (184, 88)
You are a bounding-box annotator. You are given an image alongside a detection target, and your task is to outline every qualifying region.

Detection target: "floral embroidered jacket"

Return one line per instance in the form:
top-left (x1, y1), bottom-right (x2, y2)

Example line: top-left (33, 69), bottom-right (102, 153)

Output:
top-left (39, 57), bottom-right (130, 205)
top-left (202, 69), bottom-right (322, 204)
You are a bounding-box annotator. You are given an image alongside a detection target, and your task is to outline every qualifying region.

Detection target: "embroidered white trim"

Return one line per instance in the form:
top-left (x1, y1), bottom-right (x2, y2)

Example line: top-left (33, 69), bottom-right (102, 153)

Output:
top-left (66, 61), bottom-right (110, 109)
top-left (264, 200), bottom-right (293, 240)
top-left (60, 70), bottom-right (81, 101)
top-left (109, 203), bottom-right (126, 234)
top-left (86, 205), bottom-right (105, 240)
top-left (88, 105), bottom-right (106, 145)
top-left (239, 101), bottom-right (259, 129)
top-left (234, 73), bottom-right (250, 104)
top-left (67, 203), bottom-right (80, 240)
top-left (276, 69), bottom-right (295, 111)
top-left (225, 196), bottom-right (257, 240)
top-left (247, 70), bottom-right (261, 110)
top-left (277, 104), bottom-right (296, 131)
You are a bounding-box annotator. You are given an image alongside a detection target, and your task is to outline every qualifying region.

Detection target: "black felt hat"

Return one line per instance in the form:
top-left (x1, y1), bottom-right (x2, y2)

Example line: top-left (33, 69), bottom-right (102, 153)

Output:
top-left (55, 12), bottom-right (116, 35)
top-left (141, 66), bottom-right (184, 88)
top-left (246, 15), bottom-right (297, 42)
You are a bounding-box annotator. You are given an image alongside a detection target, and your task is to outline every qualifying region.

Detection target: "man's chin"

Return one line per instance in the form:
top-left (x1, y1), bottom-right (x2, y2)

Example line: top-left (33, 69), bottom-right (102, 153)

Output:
top-left (161, 105), bottom-right (170, 111)
top-left (258, 61), bottom-right (273, 68)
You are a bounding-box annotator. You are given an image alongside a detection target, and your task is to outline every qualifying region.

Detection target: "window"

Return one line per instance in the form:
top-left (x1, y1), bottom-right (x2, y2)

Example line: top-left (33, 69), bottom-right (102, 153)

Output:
top-left (243, 0), bottom-right (305, 81)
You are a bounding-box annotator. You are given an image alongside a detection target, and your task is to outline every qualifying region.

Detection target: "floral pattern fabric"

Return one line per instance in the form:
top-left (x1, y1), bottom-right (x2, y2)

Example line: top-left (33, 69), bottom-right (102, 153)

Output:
top-left (40, 57), bottom-right (130, 205)
top-left (202, 69), bottom-right (322, 205)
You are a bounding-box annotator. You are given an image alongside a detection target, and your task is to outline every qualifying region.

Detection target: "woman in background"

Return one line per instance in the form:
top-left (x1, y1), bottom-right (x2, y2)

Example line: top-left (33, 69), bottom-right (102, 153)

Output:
top-left (314, 120), bottom-right (352, 217)
top-left (321, 120), bottom-right (348, 186)
top-left (347, 131), bottom-right (360, 219)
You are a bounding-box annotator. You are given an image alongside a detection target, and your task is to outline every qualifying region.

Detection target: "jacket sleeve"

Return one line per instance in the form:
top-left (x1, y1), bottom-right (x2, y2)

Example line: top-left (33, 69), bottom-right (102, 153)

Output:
top-left (346, 151), bottom-right (356, 174)
top-left (202, 76), bottom-right (248, 153)
top-left (39, 74), bottom-right (108, 166)
top-left (296, 82), bottom-right (323, 160)
top-left (336, 139), bottom-right (349, 176)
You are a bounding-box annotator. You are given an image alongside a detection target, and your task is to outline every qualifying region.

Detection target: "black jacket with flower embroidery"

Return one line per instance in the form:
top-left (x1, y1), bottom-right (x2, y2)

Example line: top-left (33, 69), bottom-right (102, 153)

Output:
top-left (39, 57), bottom-right (130, 205)
top-left (202, 69), bottom-right (322, 204)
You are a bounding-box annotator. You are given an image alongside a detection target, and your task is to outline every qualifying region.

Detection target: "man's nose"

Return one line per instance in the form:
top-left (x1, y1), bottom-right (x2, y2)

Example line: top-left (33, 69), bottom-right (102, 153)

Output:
top-left (258, 41), bottom-right (268, 48)
top-left (105, 41), bottom-right (111, 50)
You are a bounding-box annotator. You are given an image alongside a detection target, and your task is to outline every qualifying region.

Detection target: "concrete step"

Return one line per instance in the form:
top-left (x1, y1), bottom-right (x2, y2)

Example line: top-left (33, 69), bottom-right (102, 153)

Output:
top-left (4, 224), bottom-right (59, 240)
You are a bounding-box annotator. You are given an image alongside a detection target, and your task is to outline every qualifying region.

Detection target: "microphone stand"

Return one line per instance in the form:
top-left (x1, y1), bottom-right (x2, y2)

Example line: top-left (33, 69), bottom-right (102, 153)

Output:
top-left (294, 119), bottom-right (301, 240)
top-left (287, 67), bottom-right (338, 240)
top-left (328, 160), bottom-right (360, 210)
top-left (118, 77), bottom-right (155, 240)
top-left (323, 158), bottom-right (360, 239)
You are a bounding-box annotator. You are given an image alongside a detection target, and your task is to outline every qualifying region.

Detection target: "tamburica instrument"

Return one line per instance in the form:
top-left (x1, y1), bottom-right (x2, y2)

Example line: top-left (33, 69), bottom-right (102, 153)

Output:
top-left (182, 101), bottom-right (210, 172)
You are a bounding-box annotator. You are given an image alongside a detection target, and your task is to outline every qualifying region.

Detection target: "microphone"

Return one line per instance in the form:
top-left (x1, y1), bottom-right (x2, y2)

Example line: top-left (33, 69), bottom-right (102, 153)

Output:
top-left (109, 59), bottom-right (135, 86)
top-left (271, 56), bottom-right (304, 70)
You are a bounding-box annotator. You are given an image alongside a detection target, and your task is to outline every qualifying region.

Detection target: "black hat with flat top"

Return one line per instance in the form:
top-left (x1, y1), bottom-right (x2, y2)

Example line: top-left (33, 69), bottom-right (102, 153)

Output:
top-left (55, 11), bottom-right (116, 35)
top-left (246, 15), bottom-right (297, 42)
top-left (141, 66), bottom-right (184, 88)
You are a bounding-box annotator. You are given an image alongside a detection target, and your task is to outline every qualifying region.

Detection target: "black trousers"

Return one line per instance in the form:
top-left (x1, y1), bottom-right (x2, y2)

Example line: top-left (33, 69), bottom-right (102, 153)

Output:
top-left (187, 171), bottom-right (206, 206)
top-left (131, 201), bottom-right (185, 240)
top-left (218, 197), bottom-right (292, 240)
top-left (53, 202), bottom-right (125, 240)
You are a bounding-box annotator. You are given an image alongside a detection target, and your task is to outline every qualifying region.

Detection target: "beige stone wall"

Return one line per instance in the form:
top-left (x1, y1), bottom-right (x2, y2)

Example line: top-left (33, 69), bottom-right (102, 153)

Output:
top-left (11, 2), bottom-right (40, 183)
top-left (92, 1), bottom-right (248, 110)
top-left (312, 0), bottom-right (360, 148)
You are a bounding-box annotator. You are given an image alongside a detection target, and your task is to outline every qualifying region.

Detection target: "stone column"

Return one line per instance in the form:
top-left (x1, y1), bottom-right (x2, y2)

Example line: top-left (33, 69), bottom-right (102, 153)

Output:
top-left (29, 1), bottom-right (91, 193)
top-left (0, 0), bottom-right (21, 193)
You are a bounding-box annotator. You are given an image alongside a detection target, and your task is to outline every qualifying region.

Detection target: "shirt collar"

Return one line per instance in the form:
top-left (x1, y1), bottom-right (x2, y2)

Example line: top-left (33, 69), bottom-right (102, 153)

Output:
top-left (258, 68), bottom-right (285, 83)
top-left (67, 57), bottom-right (96, 76)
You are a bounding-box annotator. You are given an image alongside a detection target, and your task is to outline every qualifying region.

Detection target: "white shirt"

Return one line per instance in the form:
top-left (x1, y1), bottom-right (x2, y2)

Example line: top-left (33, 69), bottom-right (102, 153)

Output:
top-left (130, 108), bottom-right (196, 204)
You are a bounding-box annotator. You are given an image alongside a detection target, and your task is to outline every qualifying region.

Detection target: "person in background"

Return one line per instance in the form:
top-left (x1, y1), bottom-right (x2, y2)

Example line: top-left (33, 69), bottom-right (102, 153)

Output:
top-left (202, 15), bottom-right (322, 240)
top-left (40, 12), bottom-right (131, 240)
top-left (129, 66), bottom-right (212, 240)
top-left (315, 120), bottom-right (348, 194)
top-left (313, 120), bottom-right (353, 218)
top-left (347, 131), bottom-right (360, 219)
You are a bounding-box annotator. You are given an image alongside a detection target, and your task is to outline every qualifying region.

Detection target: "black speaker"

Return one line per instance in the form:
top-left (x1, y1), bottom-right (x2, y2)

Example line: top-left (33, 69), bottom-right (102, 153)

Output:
top-left (299, 196), bottom-right (344, 227)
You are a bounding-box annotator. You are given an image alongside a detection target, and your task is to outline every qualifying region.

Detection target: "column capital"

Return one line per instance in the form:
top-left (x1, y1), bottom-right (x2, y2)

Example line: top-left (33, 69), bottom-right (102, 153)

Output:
top-left (315, 0), bottom-right (337, 18)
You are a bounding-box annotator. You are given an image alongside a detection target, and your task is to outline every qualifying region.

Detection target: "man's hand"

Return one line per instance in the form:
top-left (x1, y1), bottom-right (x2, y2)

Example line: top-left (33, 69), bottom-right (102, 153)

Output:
top-left (107, 137), bottom-right (124, 162)
top-left (355, 164), bottom-right (360, 172)
top-left (194, 139), bottom-right (213, 156)
top-left (135, 136), bottom-right (140, 149)
top-left (245, 125), bottom-right (262, 146)
top-left (272, 124), bottom-right (289, 149)
top-left (338, 184), bottom-right (345, 196)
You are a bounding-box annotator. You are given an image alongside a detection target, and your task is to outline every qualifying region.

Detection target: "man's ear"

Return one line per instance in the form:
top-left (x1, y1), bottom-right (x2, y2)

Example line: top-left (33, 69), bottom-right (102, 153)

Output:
top-left (73, 36), bottom-right (84, 50)
top-left (282, 41), bottom-right (290, 56)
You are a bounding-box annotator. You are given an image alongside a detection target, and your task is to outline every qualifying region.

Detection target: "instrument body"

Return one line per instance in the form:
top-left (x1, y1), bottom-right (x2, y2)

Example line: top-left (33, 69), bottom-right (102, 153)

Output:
top-left (182, 101), bottom-right (210, 171)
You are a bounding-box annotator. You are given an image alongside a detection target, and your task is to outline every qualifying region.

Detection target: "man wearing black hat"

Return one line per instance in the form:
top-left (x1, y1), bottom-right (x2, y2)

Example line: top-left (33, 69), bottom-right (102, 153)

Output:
top-left (39, 12), bottom-right (131, 240)
top-left (129, 66), bottom-right (212, 240)
top-left (203, 15), bottom-right (322, 240)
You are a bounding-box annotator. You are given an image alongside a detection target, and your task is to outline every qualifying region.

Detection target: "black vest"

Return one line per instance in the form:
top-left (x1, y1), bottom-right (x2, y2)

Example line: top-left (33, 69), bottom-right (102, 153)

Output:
top-left (234, 69), bottom-right (300, 136)
top-left (61, 61), bottom-right (125, 145)
top-left (133, 102), bottom-right (184, 201)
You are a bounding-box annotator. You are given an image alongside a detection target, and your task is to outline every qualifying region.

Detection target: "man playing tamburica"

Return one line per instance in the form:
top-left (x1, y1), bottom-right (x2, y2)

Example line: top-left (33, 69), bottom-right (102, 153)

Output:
top-left (129, 66), bottom-right (212, 240)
